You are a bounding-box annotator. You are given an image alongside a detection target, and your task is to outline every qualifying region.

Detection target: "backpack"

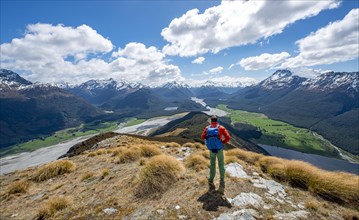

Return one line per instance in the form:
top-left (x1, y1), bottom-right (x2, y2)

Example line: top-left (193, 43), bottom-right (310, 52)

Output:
top-left (205, 125), bottom-right (223, 151)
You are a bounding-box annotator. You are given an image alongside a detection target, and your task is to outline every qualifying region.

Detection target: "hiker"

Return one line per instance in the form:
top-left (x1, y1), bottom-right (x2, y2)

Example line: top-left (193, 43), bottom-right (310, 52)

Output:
top-left (201, 115), bottom-right (230, 194)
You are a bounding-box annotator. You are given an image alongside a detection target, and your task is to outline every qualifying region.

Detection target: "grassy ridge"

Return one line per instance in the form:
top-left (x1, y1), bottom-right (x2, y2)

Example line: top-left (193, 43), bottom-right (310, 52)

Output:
top-left (0, 121), bottom-right (119, 157)
top-left (218, 104), bottom-right (338, 157)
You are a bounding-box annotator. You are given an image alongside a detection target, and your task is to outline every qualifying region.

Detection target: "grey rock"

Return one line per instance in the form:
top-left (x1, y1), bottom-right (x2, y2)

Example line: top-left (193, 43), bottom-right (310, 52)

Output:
top-left (156, 209), bottom-right (164, 215)
top-left (103, 208), bottom-right (117, 215)
top-left (31, 193), bottom-right (45, 201)
top-left (231, 192), bottom-right (264, 208)
top-left (215, 209), bottom-right (258, 220)
top-left (225, 163), bottom-right (249, 178)
top-left (273, 210), bottom-right (310, 220)
top-left (178, 215), bottom-right (187, 219)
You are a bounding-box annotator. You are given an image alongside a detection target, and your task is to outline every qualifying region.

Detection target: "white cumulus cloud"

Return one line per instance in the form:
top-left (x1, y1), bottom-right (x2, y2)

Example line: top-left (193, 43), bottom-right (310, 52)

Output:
top-left (209, 66), bottom-right (223, 74)
top-left (161, 0), bottom-right (339, 57)
top-left (0, 24), bottom-right (183, 86)
top-left (192, 56), bottom-right (205, 64)
top-left (282, 8), bottom-right (359, 68)
top-left (239, 52), bottom-right (291, 70)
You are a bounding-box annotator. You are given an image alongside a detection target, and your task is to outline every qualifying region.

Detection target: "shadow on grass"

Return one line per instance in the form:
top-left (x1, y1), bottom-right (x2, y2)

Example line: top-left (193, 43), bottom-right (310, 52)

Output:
top-left (197, 190), bottom-right (232, 211)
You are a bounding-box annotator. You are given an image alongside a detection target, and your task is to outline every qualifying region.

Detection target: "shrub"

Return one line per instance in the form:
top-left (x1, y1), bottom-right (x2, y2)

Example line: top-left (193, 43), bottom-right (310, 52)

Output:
top-left (136, 155), bottom-right (185, 197)
top-left (225, 148), bottom-right (263, 164)
top-left (36, 196), bottom-right (70, 220)
top-left (80, 172), bottom-right (94, 181)
top-left (140, 145), bottom-right (162, 157)
top-left (185, 153), bottom-right (209, 171)
top-left (7, 180), bottom-right (30, 194)
top-left (32, 160), bottom-right (75, 182)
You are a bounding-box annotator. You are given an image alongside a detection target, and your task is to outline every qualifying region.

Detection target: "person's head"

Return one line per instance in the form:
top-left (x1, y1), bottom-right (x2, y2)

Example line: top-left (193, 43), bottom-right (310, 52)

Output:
top-left (211, 115), bottom-right (218, 123)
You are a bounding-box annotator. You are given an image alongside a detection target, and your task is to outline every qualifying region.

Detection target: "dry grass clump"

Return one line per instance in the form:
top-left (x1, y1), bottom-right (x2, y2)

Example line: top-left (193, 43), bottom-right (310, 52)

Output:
top-left (193, 142), bottom-right (206, 150)
top-left (285, 160), bottom-right (319, 189)
top-left (136, 155), bottom-right (185, 197)
top-left (185, 153), bottom-right (209, 171)
top-left (80, 172), bottom-right (94, 181)
top-left (87, 152), bottom-right (97, 157)
top-left (182, 142), bottom-right (194, 148)
top-left (111, 147), bottom-right (124, 157)
top-left (101, 168), bottom-right (110, 179)
top-left (308, 171), bottom-right (359, 205)
top-left (36, 196), bottom-right (71, 220)
top-left (224, 155), bottom-right (242, 165)
top-left (258, 157), bottom-right (359, 207)
top-left (165, 142), bottom-right (181, 148)
top-left (7, 180), bottom-right (30, 194)
top-left (225, 148), bottom-right (263, 164)
top-left (199, 150), bottom-right (210, 159)
top-left (305, 199), bottom-right (320, 210)
top-left (117, 147), bottom-right (141, 163)
top-left (32, 160), bottom-right (75, 182)
top-left (140, 145), bottom-right (163, 157)
top-left (342, 210), bottom-right (359, 220)
top-left (139, 158), bottom-right (148, 166)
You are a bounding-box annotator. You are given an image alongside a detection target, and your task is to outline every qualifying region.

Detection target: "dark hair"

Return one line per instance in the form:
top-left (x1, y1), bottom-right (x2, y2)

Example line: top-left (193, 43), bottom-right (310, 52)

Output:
top-left (211, 115), bottom-right (217, 122)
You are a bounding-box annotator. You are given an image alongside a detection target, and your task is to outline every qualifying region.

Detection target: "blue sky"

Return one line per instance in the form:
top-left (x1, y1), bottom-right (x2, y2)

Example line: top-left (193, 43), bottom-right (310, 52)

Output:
top-left (1, 0), bottom-right (358, 86)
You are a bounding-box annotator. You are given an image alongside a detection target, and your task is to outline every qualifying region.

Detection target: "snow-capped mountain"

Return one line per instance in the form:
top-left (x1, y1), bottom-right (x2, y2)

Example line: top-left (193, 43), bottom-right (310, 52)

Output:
top-left (258, 70), bottom-right (306, 90)
top-left (192, 79), bottom-right (256, 88)
top-left (302, 72), bottom-right (358, 92)
top-left (0, 69), bottom-right (32, 89)
top-left (161, 81), bottom-right (190, 89)
top-left (257, 70), bottom-right (358, 93)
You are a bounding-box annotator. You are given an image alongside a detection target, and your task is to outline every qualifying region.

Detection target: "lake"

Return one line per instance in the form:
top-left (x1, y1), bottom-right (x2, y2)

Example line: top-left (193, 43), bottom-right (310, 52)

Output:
top-left (259, 144), bottom-right (359, 175)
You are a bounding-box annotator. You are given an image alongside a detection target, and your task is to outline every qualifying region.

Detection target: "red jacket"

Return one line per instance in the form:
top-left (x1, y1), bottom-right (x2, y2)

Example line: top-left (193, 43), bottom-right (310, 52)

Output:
top-left (201, 122), bottom-right (230, 144)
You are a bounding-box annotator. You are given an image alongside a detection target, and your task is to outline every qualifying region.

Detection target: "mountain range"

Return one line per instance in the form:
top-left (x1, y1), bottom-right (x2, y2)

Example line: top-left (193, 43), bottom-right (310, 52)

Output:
top-left (0, 68), bottom-right (358, 155)
top-left (224, 70), bottom-right (359, 154)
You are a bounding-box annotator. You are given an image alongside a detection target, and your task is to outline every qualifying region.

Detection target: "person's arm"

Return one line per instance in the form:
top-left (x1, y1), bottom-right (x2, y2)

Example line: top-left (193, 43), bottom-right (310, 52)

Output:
top-left (201, 127), bottom-right (208, 140)
top-left (220, 126), bottom-right (230, 144)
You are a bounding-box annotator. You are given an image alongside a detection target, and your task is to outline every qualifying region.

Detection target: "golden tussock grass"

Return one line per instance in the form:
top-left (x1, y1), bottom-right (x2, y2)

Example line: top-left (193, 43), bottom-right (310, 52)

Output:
top-left (305, 199), bottom-right (320, 210)
top-left (224, 155), bottom-right (242, 165)
top-left (258, 156), bottom-right (359, 206)
top-left (35, 196), bottom-right (71, 220)
top-left (182, 142), bottom-right (194, 148)
top-left (80, 172), bottom-right (94, 181)
top-left (308, 170), bottom-right (359, 205)
top-left (199, 150), bottom-right (210, 159)
top-left (87, 152), bottom-right (97, 157)
top-left (193, 142), bottom-right (206, 150)
top-left (165, 142), bottom-right (181, 148)
top-left (185, 153), bottom-right (209, 171)
top-left (225, 148), bottom-right (263, 164)
top-left (140, 145), bottom-right (163, 157)
top-left (139, 158), bottom-right (148, 166)
top-left (32, 160), bottom-right (75, 182)
top-left (101, 168), bottom-right (109, 179)
top-left (136, 155), bottom-right (185, 197)
top-left (117, 147), bottom-right (142, 163)
top-left (342, 210), bottom-right (359, 220)
top-left (6, 180), bottom-right (30, 194)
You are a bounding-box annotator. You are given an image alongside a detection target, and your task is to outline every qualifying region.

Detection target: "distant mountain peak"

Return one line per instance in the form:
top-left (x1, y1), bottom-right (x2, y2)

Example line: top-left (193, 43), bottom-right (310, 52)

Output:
top-left (162, 81), bottom-right (189, 89)
top-left (259, 69), bottom-right (305, 90)
top-left (0, 69), bottom-right (33, 88)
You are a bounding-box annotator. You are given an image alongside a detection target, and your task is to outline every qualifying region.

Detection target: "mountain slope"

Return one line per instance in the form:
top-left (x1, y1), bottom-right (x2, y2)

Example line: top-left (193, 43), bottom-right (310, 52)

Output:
top-left (0, 69), bottom-right (101, 149)
top-left (1, 134), bottom-right (358, 220)
top-left (226, 70), bottom-right (359, 154)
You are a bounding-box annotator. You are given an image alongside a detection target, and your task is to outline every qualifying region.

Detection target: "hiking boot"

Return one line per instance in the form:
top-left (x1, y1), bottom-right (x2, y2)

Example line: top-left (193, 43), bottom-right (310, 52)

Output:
top-left (208, 180), bottom-right (215, 192)
top-left (218, 180), bottom-right (225, 195)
